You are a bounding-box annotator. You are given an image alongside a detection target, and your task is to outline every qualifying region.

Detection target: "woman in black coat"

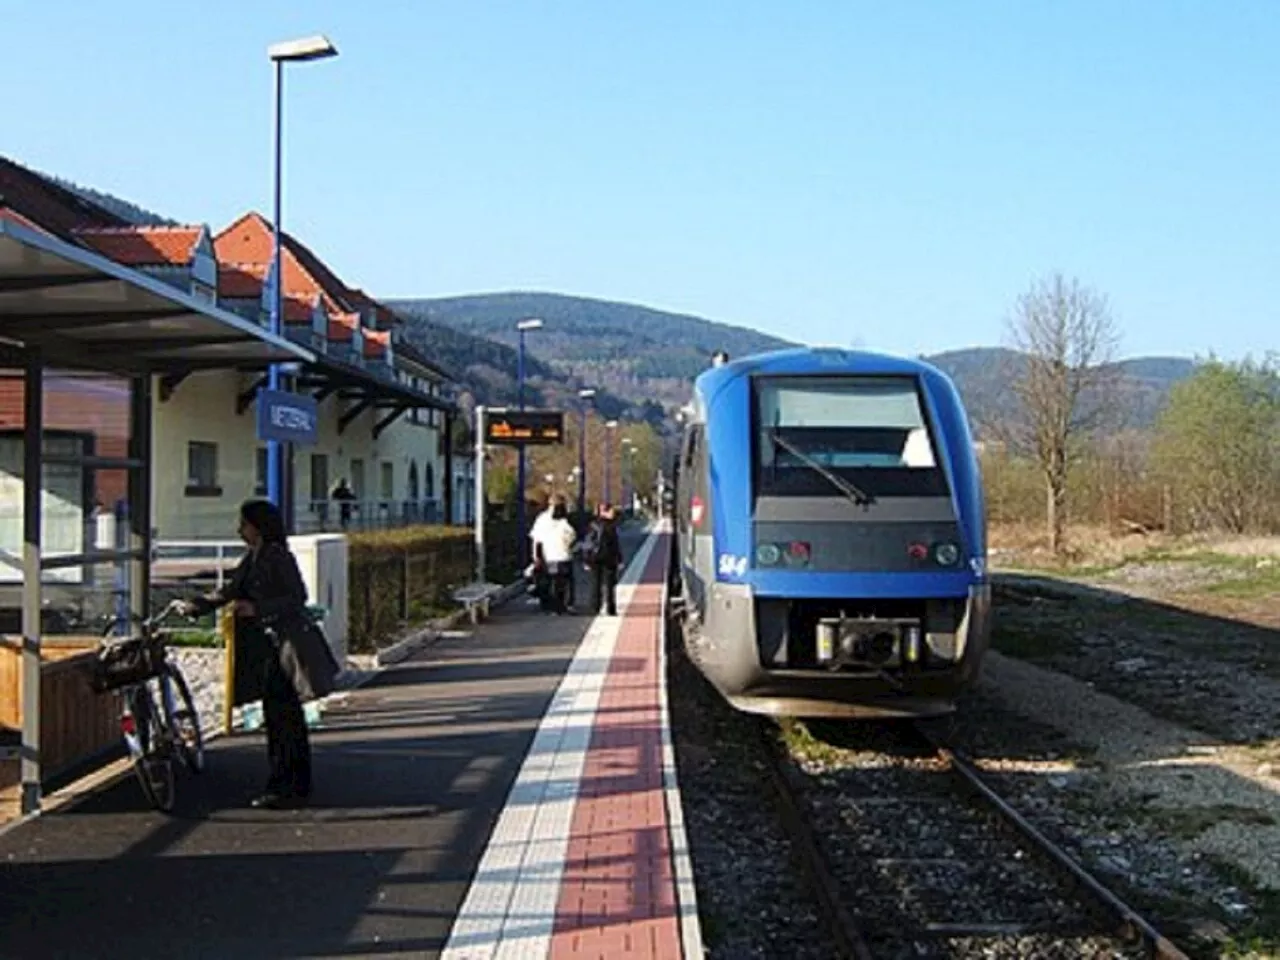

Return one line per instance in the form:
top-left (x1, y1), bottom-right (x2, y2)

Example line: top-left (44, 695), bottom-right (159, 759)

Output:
top-left (178, 499), bottom-right (339, 809)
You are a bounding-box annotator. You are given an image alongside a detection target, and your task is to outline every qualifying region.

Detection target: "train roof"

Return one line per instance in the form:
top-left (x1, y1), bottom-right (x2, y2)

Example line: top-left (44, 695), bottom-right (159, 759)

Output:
top-left (692, 345), bottom-right (949, 398)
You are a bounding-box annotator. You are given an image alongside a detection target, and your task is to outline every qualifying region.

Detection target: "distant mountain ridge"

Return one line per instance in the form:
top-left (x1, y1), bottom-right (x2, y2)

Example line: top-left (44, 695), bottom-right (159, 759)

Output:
top-left (394, 292), bottom-right (1200, 433)
top-left (389, 292), bottom-right (796, 425)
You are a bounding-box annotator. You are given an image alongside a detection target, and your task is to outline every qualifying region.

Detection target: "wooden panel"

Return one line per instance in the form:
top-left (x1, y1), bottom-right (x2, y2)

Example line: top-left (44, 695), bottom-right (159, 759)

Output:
top-left (0, 757), bottom-right (17, 824)
top-left (40, 653), bottom-right (120, 775)
top-left (0, 636), bottom-right (120, 783)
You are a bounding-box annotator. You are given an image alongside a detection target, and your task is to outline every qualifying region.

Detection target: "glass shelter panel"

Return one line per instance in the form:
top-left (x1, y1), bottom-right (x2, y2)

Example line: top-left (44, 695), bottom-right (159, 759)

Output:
top-left (0, 369), bottom-right (142, 636)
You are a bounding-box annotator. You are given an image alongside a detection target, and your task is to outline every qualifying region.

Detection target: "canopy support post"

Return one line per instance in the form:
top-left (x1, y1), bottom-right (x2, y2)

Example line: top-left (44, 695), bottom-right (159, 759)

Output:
top-left (20, 348), bottom-right (43, 816)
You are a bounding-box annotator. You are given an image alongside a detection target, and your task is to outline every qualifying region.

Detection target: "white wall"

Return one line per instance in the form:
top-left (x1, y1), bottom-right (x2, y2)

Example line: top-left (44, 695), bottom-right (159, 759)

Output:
top-left (152, 371), bottom-right (450, 540)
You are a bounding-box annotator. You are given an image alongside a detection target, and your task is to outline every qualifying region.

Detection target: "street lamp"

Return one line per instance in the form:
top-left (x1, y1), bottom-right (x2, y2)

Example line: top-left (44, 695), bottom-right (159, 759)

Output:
top-left (576, 387), bottom-right (596, 521)
top-left (603, 420), bottom-right (618, 506)
top-left (515, 317), bottom-right (543, 567)
top-left (266, 34), bottom-right (338, 527)
top-left (621, 438), bottom-right (634, 513)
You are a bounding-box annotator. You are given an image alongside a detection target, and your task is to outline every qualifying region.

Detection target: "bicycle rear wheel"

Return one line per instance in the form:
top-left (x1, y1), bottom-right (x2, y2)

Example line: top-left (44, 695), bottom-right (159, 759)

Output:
top-left (161, 662), bottom-right (205, 774)
top-left (130, 684), bottom-right (176, 812)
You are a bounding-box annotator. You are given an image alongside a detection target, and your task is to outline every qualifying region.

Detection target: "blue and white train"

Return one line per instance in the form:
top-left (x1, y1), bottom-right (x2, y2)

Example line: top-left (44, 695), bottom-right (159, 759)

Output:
top-left (670, 346), bottom-right (991, 719)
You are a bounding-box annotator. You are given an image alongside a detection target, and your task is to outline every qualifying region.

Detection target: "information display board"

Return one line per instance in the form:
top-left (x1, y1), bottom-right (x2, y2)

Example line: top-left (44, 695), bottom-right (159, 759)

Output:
top-left (483, 409), bottom-right (565, 446)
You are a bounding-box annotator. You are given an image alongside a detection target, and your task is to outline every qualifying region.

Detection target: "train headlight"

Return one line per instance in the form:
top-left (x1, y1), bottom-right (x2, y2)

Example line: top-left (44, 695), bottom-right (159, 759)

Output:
top-left (784, 541), bottom-right (811, 566)
top-left (933, 541), bottom-right (960, 567)
top-left (756, 543), bottom-right (782, 566)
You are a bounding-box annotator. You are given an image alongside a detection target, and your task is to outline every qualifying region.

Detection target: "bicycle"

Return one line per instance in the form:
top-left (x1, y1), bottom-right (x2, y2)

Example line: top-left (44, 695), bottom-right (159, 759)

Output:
top-left (92, 599), bottom-right (206, 812)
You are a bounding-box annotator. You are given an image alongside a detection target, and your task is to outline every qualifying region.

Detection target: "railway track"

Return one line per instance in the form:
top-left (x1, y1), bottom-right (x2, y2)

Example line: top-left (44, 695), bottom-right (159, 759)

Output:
top-left (759, 716), bottom-right (1191, 959)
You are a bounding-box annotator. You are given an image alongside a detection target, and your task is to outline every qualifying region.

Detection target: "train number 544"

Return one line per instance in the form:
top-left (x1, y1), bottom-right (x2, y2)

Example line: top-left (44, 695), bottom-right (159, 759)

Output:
top-left (718, 554), bottom-right (747, 577)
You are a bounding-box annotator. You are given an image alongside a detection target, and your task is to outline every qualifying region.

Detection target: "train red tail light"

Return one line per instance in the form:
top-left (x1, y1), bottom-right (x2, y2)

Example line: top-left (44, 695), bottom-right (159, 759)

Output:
top-left (120, 714), bottom-right (136, 737)
top-left (907, 542), bottom-right (929, 560)
top-left (691, 496), bottom-right (705, 527)
top-left (787, 541), bottom-right (811, 562)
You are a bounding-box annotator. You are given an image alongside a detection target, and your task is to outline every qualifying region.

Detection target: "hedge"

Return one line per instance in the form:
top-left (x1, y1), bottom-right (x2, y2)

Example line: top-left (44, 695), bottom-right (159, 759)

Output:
top-left (347, 519), bottom-right (521, 653)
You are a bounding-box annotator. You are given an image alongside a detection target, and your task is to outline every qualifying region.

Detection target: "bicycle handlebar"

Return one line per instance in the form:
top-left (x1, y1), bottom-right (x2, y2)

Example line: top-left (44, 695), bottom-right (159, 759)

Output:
top-left (100, 599), bottom-right (188, 639)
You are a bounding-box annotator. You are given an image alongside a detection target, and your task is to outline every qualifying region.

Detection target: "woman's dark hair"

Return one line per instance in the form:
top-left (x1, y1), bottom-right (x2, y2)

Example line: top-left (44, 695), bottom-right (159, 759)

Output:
top-left (240, 499), bottom-right (287, 543)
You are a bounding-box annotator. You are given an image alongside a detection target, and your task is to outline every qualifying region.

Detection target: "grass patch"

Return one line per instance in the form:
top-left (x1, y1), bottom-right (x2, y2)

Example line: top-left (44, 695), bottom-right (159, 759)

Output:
top-left (1204, 562), bottom-right (1280, 600)
top-left (166, 628), bottom-right (221, 648)
top-left (1210, 859), bottom-right (1280, 958)
top-left (777, 718), bottom-right (848, 767)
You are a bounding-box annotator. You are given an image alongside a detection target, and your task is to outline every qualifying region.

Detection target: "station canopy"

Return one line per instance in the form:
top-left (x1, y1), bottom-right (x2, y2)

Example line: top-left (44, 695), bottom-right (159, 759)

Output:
top-left (0, 218), bottom-right (313, 370)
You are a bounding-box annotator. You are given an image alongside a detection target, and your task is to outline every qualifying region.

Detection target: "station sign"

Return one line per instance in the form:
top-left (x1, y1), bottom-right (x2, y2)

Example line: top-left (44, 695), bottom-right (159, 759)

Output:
top-left (256, 389), bottom-right (319, 446)
top-left (484, 408), bottom-right (565, 446)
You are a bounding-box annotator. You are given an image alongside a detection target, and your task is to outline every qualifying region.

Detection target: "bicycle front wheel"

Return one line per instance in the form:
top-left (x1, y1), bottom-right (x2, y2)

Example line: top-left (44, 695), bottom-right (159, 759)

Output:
top-left (161, 662), bottom-right (205, 774)
top-left (130, 684), bottom-right (176, 812)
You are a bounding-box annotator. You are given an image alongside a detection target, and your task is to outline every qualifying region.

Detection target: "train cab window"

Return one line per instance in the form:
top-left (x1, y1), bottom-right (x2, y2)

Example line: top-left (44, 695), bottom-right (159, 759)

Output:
top-left (753, 375), bottom-right (950, 498)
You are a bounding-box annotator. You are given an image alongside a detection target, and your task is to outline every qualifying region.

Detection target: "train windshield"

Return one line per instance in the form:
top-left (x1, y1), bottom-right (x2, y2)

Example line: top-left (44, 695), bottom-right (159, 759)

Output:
top-left (753, 375), bottom-right (950, 498)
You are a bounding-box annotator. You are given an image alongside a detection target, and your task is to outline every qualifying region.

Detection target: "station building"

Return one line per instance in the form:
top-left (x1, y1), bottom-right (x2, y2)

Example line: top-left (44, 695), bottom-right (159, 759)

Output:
top-left (0, 156), bottom-right (470, 560)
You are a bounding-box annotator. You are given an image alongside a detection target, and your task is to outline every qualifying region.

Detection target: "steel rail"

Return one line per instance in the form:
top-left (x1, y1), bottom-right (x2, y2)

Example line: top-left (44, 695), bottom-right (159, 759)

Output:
top-left (758, 721), bottom-right (875, 960)
top-left (914, 722), bottom-right (1190, 960)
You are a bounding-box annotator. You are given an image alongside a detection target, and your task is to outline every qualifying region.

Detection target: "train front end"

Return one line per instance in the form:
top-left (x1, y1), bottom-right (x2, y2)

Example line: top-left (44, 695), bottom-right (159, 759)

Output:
top-left (680, 349), bottom-right (991, 719)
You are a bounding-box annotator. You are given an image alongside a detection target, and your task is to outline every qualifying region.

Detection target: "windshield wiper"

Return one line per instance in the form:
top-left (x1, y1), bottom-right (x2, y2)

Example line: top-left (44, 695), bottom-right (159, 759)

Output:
top-left (770, 427), bottom-right (874, 507)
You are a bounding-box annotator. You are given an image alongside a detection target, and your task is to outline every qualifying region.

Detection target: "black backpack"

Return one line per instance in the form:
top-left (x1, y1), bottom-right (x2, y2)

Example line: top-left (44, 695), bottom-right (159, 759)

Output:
top-left (582, 524), bottom-right (603, 563)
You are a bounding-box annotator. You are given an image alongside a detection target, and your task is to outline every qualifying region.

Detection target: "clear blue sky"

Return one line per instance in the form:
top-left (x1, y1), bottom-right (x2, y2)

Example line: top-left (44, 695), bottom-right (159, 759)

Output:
top-left (2, 1), bottom-right (1276, 361)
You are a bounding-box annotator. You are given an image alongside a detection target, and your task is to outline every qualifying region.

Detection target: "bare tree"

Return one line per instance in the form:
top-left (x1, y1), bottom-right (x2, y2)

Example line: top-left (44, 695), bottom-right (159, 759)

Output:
top-left (1005, 273), bottom-right (1120, 555)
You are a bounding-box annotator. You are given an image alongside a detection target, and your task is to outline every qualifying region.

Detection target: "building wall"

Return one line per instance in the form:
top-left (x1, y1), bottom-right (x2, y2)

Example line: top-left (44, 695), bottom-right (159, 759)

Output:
top-left (379, 412), bottom-right (446, 523)
top-left (152, 372), bottom-right (448, 540)
top-left (151, 370), bottom-right (260, 541)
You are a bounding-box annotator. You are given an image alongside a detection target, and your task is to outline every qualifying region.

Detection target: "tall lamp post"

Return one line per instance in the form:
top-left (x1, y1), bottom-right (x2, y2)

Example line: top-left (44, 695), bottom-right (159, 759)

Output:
top-left (576, 387), bottom-right (596, 522)
top-left (266, 34), bottom-right (338, 526)
top-left (603, 420), bottom-right (618, 506)
top-left (515, 317), bottom-right (543, 567)
top-left (621, 438), bottom-right (634, 513)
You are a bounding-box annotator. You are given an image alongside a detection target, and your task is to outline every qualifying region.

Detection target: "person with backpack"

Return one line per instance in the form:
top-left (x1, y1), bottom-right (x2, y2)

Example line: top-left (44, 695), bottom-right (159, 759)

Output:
top-left (583, 503), bottom-right (623, 616)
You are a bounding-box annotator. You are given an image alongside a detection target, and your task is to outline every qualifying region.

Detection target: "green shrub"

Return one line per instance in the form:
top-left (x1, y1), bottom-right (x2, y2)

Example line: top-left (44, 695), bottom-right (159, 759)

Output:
top-left (346, 520), bottom-right (524, 653)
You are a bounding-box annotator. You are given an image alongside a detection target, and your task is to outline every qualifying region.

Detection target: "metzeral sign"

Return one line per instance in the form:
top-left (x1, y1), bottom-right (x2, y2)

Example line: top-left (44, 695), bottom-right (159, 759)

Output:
top-left (256, 389), bottom-right (320, 446)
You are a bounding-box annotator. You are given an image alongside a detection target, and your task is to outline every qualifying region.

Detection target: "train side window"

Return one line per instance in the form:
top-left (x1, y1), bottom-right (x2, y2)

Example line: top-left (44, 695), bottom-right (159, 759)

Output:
top-left (679, 425), bottom-right (704, 532)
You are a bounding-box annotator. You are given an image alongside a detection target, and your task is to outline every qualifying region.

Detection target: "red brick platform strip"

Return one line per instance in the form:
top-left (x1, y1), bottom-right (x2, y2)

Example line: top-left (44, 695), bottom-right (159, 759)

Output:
top-left (548, 538), bottom-right (682, 959)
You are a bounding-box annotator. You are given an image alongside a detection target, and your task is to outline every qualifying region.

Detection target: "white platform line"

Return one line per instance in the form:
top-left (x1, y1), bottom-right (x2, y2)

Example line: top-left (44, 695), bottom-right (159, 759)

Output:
top-left (441, 530), bottom-right (662, 960)
top-left (655, 519), bottom-right (707, 959)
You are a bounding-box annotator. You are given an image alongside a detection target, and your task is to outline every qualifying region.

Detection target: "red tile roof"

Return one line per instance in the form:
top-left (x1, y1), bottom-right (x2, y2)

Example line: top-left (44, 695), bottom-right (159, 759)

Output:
top-left (214, 212), bottom-right (354, 315)
top-left (73, 225), bottom-right (204, 266)
top-left (328, 312), bottom-right (360, 342)
top-left (217, 262), bottom-right (318, 323)
top-left (217, 262), bottom-right (266, 299)
top-left (0, 206), bottom-right (50, 234)
top-left (363, 328), bottom-right (390, 359)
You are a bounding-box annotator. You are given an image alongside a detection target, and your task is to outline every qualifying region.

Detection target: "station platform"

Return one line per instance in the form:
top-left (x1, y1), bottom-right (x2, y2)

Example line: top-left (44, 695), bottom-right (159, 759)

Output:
top-left (0, 523), bottom-right (703, 960)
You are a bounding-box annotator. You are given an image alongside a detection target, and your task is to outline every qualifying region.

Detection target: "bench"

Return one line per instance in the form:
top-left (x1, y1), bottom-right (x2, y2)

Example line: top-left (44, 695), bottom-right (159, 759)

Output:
top-left (452, 582), bottom-right (505, 624)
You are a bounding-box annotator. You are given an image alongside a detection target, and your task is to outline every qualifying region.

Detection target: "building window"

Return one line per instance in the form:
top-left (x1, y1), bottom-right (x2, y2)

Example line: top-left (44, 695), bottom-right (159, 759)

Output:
top-left (310, 454), bottom-right (329, 505)
top-left (255, 448), bottom-right (268, 496)
top-left (186, 441), bottom-right (221, 497)
top-left (380, 461), bottom-right (394, 501)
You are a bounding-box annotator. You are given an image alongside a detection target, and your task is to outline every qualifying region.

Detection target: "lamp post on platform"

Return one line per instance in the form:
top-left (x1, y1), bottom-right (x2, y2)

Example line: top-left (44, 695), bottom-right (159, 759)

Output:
top-left (266, 34), bottom-right (338, 525)
top-left (515, 317), bottom-right (543, 567)
top-left (603, 420), bottom-right (618, 506)
top-left (621, 438), bottom-right (634, 514)
top-left (576, 387), bottom-right (596, 522)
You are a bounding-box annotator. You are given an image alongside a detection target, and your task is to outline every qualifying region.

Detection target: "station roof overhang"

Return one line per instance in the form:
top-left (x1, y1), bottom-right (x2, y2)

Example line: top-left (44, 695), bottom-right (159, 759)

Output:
top-left (0, 218), bottom-right (314, 373)
top-left (300, 354), bottom-right (456, 409)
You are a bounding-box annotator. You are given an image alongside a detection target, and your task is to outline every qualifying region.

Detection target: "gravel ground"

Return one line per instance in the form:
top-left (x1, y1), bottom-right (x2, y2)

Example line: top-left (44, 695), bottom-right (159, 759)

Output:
top-left (784, 719), bottom-right (1148, 959)
top-left (666, 615), bottom-right (835, 959)
top-left (993, 576), bottom-right (1280, 746)
top-left (945, 652), bottom-right (1280, 958)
